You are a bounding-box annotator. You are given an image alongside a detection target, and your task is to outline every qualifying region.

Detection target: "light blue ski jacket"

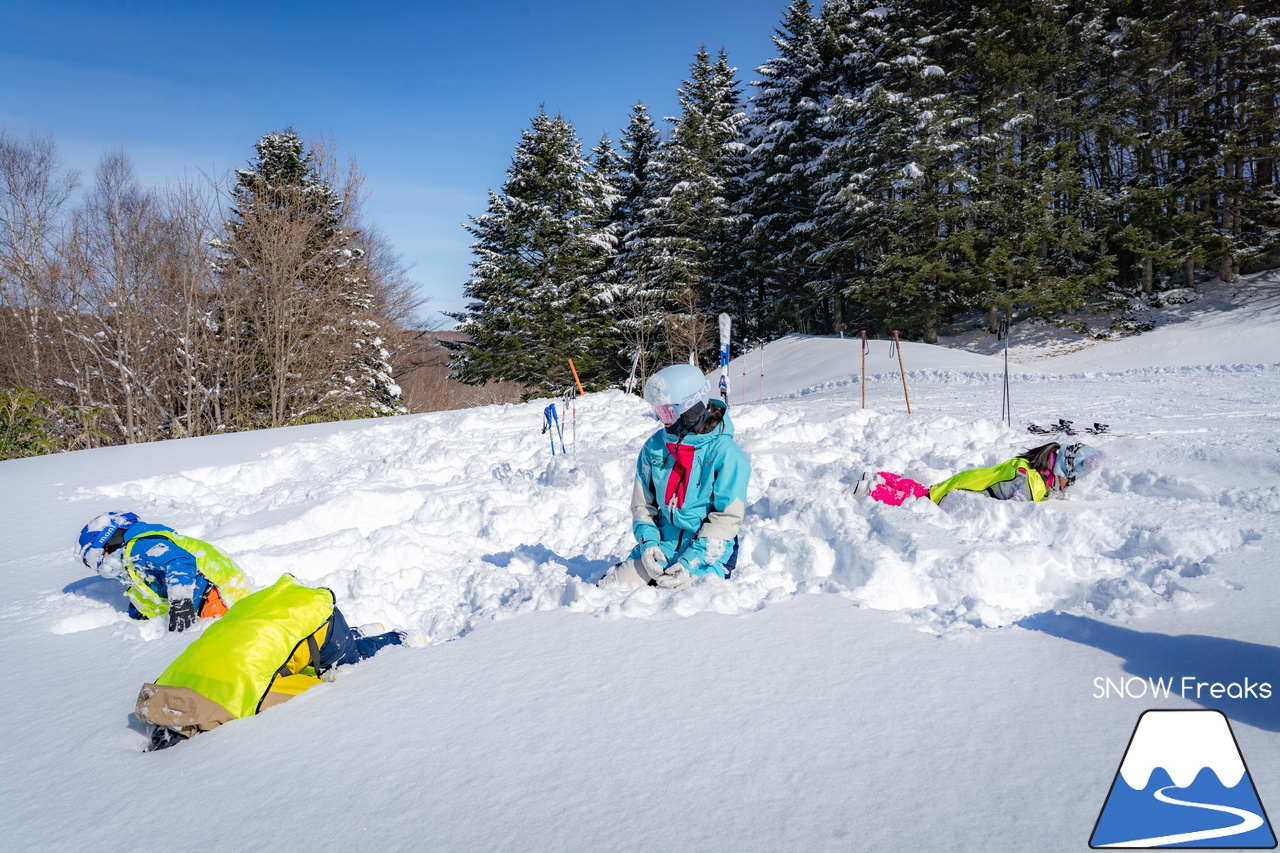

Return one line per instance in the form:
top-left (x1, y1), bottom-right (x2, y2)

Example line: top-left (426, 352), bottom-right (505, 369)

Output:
top-left (630, 399), bottom-right (751, 578)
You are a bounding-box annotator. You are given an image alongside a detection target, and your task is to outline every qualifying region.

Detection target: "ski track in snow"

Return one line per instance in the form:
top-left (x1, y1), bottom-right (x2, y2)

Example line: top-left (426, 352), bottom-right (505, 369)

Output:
top-left (66, 356), bottom-right (1279, 643)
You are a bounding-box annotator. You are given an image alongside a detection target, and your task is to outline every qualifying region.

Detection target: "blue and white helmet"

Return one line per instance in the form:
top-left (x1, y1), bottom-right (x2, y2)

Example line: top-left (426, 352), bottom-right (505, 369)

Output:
top-left (644, 363), bottom-right (711, 429)
top-left (78, 511), bottom-right (140, 577)
top-left (1053, 444), bottom-right (1105, 486)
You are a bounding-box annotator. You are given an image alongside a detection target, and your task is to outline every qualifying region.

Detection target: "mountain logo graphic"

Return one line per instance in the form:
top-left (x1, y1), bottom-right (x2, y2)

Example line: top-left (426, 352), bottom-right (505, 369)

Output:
top-left (1091, 710), bottom-right (1276, 848)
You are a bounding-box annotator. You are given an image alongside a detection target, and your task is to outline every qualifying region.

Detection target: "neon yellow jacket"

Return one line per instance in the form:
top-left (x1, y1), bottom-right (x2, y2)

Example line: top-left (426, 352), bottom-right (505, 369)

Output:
top-left (153, 574), bottom-right (334, 719)
top-left (928, 457), bottom-right (1049, 504)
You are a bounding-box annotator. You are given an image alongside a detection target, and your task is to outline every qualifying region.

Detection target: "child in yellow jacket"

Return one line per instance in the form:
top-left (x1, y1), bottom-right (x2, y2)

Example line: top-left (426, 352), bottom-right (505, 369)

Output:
top-left (854, 441), bottom-right (1105, 506)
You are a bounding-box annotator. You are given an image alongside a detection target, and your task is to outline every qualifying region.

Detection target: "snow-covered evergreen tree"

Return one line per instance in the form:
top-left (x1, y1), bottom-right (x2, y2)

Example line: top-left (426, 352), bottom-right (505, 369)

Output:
top-left (808, 0), bottom-right (927, 335)
top-left (610, 103), bottom-right (665, 386)
top-left (739, 0), bottom-right (829, 337)
top-left (634, 47), bottom-right (746, 366)
top-left (449, 110), bottom-right (618, 395)
top-left (587, 131), bottom-right (624, 292)
top-left (219, 128), bottom-right (403, 426)
top-left (615, 103), bottom-right (661, 250)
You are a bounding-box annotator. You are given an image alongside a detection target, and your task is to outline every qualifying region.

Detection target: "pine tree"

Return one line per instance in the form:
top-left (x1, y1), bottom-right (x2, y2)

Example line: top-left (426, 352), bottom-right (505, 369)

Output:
top-left (589, 132), bottom-right (625, 210)
top-left (740, 0), bottom-right (829, 337)
top-left (810, 0), bottom-right (929, 336)
top-left (218, 128), bottom-right (402, 426)
top-left (449, 110), bottom-right (618, 396)
top-left (615, 103), bottom-right (661, 249)
top-left (635, 46), bottom-right (746, 366)
top-left (957, 0), bottom-right (1111, 325)
top-left (611, 103), bottom-right (665, 387)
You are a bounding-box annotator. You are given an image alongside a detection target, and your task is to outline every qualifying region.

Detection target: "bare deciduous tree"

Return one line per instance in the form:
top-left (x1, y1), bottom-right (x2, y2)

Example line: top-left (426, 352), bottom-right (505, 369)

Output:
top-left (0, 131), bottom-right (79, 387)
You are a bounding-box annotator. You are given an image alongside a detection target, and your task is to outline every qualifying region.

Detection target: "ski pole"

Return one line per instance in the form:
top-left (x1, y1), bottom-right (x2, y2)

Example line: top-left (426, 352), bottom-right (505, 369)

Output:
top-left (891, 330), bottom-right (911, 414)
top-left (543, 405), bottom-right (556, 456)
top-left (861, 330), bottom-right (868, 409)
top-left (759, 343), bottom-right (764, 404)
top-left (999, 317), bottom-right (1011, 425)
top-left (565, 391), bottom-right (576, 458)
top-left (625, 349), bottom-right (640, 394)
top-left (550, 402), bottom-right (566, 454)
top-left (567, 358), bottom-right (584, 456)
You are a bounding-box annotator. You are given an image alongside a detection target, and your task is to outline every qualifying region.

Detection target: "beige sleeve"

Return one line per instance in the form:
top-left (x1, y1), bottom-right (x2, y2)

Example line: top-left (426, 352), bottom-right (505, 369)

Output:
top-left (699, 497), bottom-right (746, 541)
top-left (631, 478), bottom-right (660, 526)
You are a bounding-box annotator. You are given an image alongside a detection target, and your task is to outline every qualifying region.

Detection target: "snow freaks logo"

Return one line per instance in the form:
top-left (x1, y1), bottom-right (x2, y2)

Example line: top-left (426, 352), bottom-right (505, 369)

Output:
top-left (1090, 710), bottom-right (1276, 848)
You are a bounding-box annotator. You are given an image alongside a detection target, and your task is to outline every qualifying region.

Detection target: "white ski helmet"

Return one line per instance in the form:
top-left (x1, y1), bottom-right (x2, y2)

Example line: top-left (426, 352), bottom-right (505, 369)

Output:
top-left (644, 363), bottom-right (710, 428)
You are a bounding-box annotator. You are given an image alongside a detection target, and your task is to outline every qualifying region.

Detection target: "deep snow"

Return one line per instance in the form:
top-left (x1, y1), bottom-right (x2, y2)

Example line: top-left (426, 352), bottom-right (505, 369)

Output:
top-left (2, 275), bottom-right (1278, 852)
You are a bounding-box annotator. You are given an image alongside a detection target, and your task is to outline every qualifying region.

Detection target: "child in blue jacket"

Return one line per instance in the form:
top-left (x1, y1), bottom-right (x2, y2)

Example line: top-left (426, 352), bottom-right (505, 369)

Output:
top-left (77, 512), bottom-right (252, 632)
top-left (600, 363), bottom-right (752, 590)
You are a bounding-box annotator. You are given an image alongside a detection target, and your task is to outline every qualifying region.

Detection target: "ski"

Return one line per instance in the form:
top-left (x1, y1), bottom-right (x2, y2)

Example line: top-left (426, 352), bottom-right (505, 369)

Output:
top-left (1027, 419), bottom-right (1110, 436)
top-left (718, 313), bottom-right (731, 402)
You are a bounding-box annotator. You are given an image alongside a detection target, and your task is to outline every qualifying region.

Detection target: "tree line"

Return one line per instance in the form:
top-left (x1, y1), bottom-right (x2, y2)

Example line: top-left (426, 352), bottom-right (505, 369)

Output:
top-left (451, 0), bottom-right (1280, 395)
top-left (0, 128), bottom-right (417, 458)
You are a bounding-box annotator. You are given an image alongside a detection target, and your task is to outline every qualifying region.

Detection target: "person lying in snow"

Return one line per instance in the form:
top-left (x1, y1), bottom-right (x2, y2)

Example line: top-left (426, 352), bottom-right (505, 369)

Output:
top-left (135, 573), bottom-right (406, 751)
top-left (77, 511), bottom-right (252, 632)
top-left (599, 363), bottom-right (752, 590)
top-left (853, 441), bottom-right (1105, 506)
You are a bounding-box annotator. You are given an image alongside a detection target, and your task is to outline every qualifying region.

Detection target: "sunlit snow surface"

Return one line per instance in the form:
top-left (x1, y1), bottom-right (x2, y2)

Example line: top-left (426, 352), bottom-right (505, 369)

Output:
top-left (81, 345), bottom-right (1277, 636)
top-left (3, 274), bottom-right (1279, 852)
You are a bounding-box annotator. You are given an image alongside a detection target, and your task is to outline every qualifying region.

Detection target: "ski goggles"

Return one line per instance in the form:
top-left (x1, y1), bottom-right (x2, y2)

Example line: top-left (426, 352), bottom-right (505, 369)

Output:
top-left (651, 401), bottom-right (709, 434)
top-left (650, 403), bottom-right (680, 426)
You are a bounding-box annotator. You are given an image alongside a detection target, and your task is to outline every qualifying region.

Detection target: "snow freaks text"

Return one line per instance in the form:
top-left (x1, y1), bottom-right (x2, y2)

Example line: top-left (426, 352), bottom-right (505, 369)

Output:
top-left (1093, 677), bottom-right (1273, 700)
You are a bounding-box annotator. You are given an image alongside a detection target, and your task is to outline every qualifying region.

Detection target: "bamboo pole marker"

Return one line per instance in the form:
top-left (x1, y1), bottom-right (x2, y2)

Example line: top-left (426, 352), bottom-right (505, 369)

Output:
top-left (892, 330), bottom-right (911, 414)
top-left (861, 330), bottom-right (868, 409)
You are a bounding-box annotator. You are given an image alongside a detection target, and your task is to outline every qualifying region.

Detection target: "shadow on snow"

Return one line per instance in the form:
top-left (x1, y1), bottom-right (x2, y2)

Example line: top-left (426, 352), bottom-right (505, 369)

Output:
top-left (1018, 612), bottom-right (1280, 732)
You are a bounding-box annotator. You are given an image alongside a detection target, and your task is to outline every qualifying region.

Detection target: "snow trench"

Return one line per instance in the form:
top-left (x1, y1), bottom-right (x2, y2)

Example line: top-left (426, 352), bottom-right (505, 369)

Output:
top-left (76, 389), bottom-right (1262, 639)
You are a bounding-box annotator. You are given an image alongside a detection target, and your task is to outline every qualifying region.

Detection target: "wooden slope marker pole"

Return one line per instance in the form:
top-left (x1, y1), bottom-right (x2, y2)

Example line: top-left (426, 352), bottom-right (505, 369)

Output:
top-left (892, 330), bottom-right (911, 414)
top-left (861, 330), bottom-right (868, 409)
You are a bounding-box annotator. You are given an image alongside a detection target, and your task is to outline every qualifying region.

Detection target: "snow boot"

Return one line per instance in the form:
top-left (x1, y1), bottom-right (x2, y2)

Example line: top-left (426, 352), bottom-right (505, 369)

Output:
top-left (852, 471), bottom-right (875, 500)
top-left (145, 725), bottom-right (189, 752)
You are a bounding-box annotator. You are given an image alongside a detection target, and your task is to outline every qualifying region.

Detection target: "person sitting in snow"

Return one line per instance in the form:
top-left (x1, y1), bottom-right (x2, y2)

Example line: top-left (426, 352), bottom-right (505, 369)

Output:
top-left (77, 511), bottom-right (252, 632)
top-left (853, 441), bottom-right (1105, 506)
top-left (599, 363), bottom-right (752, 590)
top-left (135, 573), bottom-right (406, 750)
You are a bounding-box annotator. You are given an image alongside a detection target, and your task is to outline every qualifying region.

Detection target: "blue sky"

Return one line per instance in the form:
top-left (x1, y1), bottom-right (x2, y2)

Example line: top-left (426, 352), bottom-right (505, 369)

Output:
top-left (0, 0), bottom-right (790, 326)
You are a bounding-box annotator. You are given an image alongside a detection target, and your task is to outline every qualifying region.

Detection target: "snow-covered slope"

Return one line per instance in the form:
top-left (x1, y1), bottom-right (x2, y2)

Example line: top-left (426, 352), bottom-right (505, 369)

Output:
top-left (3, 274), bottom-right (1279, 852)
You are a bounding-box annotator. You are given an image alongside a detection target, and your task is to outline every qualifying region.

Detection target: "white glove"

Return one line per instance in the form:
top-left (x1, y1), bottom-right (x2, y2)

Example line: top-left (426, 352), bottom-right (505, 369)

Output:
top-left (653, 563), bottom-right (692, 589)
top-left (640, 546), bottom-right (667, 579)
